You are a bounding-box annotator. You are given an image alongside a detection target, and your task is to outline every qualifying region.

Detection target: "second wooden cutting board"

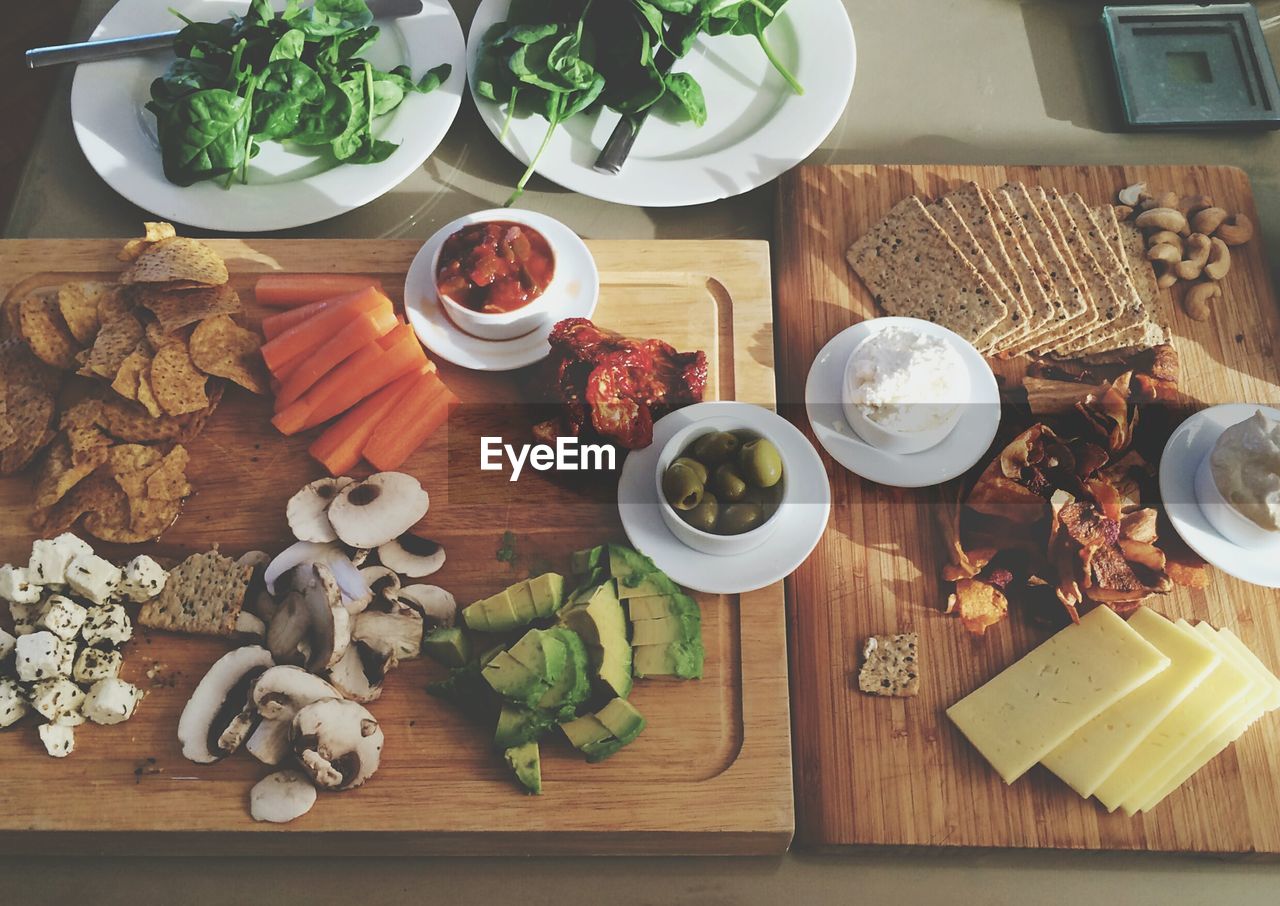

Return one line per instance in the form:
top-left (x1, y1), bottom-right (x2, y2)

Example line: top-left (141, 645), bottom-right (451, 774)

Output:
top-left (775, 164), bottom-right (1280, 853)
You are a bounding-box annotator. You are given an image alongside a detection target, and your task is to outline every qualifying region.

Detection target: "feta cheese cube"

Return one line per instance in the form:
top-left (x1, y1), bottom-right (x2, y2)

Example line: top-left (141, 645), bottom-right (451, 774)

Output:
top-left (0, 564), bottom-right (42, 604)
top-left (28, 534), bottom-right (93, 587)
top-left (116, 555), bottom-right (167, 603)
top-left (65, 553), bottom-right (122, 606)
top-left (15, 631), bottom-right (69, 682)
top-left (8, 600), bottom-right (42, 636)
top-left (0, 677), bottom-right (27, 728)
top-left (29, 677), bottom-right (85, 725)
top-left (0, 626), bottom-right (14, 660)
top-left (82, 677), bottom-right (142, 726)
top-left (37, 723), bottom-right (75, 758)
top-left (73, 646), bottom-right (123, 684)
top-left (34, 594), bottom-right (88, 641)
top-left (81, 603), bottom-right (132, 647)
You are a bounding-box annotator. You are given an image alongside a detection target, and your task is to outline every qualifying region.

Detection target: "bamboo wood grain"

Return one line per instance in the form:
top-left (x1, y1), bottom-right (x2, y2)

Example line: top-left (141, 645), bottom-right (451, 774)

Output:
top-left (0, 239), bottom-right (793, 856)
top-left (775, 165), bottom-right (1280, 854)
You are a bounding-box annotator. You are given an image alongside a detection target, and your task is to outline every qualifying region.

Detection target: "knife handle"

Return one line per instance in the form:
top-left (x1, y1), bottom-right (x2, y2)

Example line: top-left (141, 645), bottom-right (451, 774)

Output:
top-left (26, 31), bottom-right (178, 69)
top-left (594, 115), bottom-right (645, 175)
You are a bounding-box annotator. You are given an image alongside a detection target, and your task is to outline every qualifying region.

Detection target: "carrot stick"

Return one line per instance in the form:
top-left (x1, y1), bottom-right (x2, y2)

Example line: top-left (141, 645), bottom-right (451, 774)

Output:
top-left (308, 368), bottom-right (427, 476)
top-left (259, 286), bottom-right (389, 373)
top-left (262, 297), bottom-right (337, 339)
top-left (255, 274), bottom-right (384, 308)
top-left (274, 307), bottom-right (400, 411)
top-left (363, 372), bottom-right (458, 471)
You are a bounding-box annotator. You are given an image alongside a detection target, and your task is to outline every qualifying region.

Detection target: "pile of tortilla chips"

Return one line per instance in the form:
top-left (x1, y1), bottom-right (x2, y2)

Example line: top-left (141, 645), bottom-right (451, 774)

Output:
top-left (941, 373), bottom-right (1206, 636)
top-left (1, 223), bottom-right (266, 543)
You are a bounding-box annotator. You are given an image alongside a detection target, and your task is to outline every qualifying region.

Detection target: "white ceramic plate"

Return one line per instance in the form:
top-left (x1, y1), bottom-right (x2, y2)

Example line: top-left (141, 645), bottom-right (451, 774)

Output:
top-left (403, 208), bottom-right (598, 371)
top-left (1159, 403), bottom-right (1280, 589)
top-left (618, 402), bottom-right (831, 595)
top-left (804, 318), bottom-right (1002, 488)
top-left (466, 0), bottom-right (855, 207)
top-left (70, 0), bottom-right (465, 231)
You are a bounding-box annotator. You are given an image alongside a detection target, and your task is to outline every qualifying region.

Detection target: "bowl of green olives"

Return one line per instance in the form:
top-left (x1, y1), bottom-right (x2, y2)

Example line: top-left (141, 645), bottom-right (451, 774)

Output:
top-left (656, 419), bottom-right (789, 556)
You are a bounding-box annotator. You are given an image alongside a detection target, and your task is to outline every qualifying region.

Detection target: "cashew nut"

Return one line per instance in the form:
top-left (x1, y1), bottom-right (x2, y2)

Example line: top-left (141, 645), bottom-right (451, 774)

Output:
top-left (1134, 207), bottom-right (1188, 234)
top-left (1146, 230), bottom-right (1183, 252)
top-left (1203, 237), bottom-right (1230, 281)
top-left (1176, 194), bottom-right (1214, 217)
top-left (1190, 206), bottom-right (1228, 235)
top-left (1117, 183), bottom-right (1146, 207)
top-left (1174, 233), bottom-right (1211, 281)
top-left (1182, 281), bottom-right (1220, 321)
top-left (1137, 190), bottom-right (1178, 213)
top-left (1214, 213), bottom-right (1254, 246)
top-left (1113, 204), bottom-right (1134, 221)
top-left (1146, 243), bottom-right (1181, 266)
top-left (1153, 260), bottom-right (1179, 289)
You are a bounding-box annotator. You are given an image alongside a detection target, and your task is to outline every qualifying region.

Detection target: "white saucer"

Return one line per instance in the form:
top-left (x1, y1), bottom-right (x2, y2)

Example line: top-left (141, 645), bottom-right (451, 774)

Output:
top-left (1159, 403), bottom-right (1280, 588)
top-left (617, 402), bottom-right (831, 595)
top-left (804, 318), bottom-right (1001, 488)
top-left (403, 208), bottom-right (598, 372)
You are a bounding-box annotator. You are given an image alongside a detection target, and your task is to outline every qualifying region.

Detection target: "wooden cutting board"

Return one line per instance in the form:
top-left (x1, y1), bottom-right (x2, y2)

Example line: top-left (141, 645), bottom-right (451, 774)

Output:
top-left (0, 239), bottom-right (793, 855)
top-left (775, 164), bottom-right (1280, 853)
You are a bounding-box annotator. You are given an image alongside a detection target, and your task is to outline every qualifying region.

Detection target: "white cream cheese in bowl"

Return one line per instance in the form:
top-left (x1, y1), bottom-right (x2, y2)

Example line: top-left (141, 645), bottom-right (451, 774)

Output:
top-left (1195, 409), bottom-right (1280, 549)
top-left (841, 323), bottom-right (971, 454)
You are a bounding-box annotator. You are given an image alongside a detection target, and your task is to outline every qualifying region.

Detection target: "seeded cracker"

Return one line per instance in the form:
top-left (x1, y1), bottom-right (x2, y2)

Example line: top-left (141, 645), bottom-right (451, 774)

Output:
top-left (858, 633), bottom-right (921, 697)
top-left (139, 550), bottom-right (250, 638)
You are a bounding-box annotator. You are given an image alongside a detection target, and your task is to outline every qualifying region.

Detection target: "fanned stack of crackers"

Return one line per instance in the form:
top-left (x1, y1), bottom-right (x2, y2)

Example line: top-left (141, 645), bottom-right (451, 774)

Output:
top-left (0, 224), bottom-right (268, 543)
top-left (847, 182), bottom-right (1170, 358)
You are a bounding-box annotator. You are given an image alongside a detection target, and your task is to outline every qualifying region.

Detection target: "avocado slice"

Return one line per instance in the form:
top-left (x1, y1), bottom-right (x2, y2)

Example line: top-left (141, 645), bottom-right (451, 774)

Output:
top-left (561, 712), bottom-right (613, 752)
top-left (627, 592), bottom-right (701, 623)
top-left (632, 639), bottom-right (705, 679)
top-left (562, 699), bottom-right (646, 763)
top-left (595, 697), bottom-right (646, 745)
top-left (606, 544), bottom-right (681, 599)
top-left (462, 588), bottom-right (521, 632)
top-left (422, 626), bottom-right (472, 668)
top-left (503, 741), bottom-right (542, 795)
top-left (630, 610), bottom-right (702, 646)
top-left (507, 581), bottom-right (539, 623)
top-left (570, 545), bottom-right (607, 577)
top-left (507, 628), bottom-right (568, 685)
top-left (558, 581), bottom-right (633, 699)
top-left (462, 573), bottom-right (567, 632)
top-left (494, 702), bottom-right (553, 749)
top-left (481, 650), bottom-right (552, 709)
top-left (528, 572), bottom-right (566, 617)
top-left (536, 627), bottom-right (591, 719)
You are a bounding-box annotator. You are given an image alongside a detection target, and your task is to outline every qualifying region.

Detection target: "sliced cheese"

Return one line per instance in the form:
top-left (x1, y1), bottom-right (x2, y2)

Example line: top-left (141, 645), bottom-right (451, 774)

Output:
top-left (1041, 607), bottom-right (1219, 798)
top-left (1093, 620), bottom-right (1252, 812)
top-left (1133, 623), bottom-right (1280, 813)
top-left (946, 606), bottom-right (1170, 784)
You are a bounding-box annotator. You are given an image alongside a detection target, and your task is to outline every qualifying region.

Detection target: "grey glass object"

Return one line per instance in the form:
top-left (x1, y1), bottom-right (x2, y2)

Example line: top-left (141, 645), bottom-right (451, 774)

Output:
top-left (1102, 3), bottom-right (1280, 129)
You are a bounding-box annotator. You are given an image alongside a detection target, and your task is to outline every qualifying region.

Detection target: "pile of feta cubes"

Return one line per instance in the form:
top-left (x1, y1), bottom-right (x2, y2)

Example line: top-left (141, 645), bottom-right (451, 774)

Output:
top-left (0, 533), bottom-right (168, 758)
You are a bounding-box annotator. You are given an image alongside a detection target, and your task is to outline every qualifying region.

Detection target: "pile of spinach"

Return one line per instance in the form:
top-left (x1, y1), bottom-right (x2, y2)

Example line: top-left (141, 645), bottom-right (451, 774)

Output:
top-left (147, 0), bottom-right (450, 187)
top-left (475, 0), bottom-right (800, 205)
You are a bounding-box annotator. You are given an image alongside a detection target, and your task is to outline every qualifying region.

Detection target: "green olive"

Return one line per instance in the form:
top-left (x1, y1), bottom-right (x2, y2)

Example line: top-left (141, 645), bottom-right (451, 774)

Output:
top-left (680, 491), bottom-right (719, 533)
top-left (690, 431), bottom-right (741, 465)
top-left (662, 461), bottom-right (704, 511)
top-left (718, 502), bottom-right (764, 535)
top-left (739, 438), bottom-right (783, 488)
top-left (712, 463), bottom-right (749, 502)
top-left (671, 457), bottom-right (708, 484)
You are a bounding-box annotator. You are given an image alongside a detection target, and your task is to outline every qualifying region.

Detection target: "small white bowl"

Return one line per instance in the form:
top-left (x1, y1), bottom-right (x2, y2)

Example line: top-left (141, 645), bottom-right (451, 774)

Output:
top-left (840, 330), bottom-right (968, 455)
top-left (427, 208), bottom-right (595, 342)
top-left (1194, 452), bottom-right (1280, 550)
top-left (655, 414), bottom-right (791, 557)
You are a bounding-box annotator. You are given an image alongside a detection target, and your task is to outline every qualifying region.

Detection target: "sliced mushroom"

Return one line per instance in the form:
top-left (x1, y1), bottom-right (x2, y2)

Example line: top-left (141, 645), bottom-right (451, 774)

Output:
top-left (235, 611), bottom-right (267, 640)
top-left (251, 665), bottom-right (341, 721)
top-left (263, 540), bottom-right (368, 603)
top-left (266, 564), bottom-right (351, 673)
top-left (358, 565), bottom-right (400, 608)
top-left (177, 646), bottom-right (274, 764)
top-left (286, 477), bottom-right (354, 543)
top-left (353, 600), bottom-right (423, 662)
top-left (238, 550), bottom-right (278, 624)
top-left (397, 584), bottom-right (457, 630)
top-left (246, 717), bottom-right (292, 765)
top-left (327, 472), bottom-right (429, 549)
top-left (291, 698), bottom-right (384, 791)
top-left (326, 640), bottom-right (393, 703)
top-left (250, 770), bottom-right (318, 823)
top-left (378, 534), bottom-right (446, 578)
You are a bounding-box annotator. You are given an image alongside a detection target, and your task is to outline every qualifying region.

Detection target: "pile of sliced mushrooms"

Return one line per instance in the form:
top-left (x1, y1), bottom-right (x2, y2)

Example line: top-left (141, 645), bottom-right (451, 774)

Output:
top-left (177, 471), bottom-right (456, 823)
top-left (1115, 182), bottom-right (1254, 323)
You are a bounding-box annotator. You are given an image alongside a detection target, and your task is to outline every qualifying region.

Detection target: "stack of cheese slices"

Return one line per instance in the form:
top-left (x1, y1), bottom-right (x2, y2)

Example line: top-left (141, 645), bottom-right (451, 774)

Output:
top-left (847, 182), bottom-right (1170, 359)
top-left (947, 606), bottom-right (1280, 815)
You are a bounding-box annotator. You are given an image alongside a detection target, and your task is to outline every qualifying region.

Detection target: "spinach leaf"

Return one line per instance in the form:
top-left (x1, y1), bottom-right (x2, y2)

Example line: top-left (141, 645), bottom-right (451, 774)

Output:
top-left (292, 81), bottom-right (351, 145)
top-left (269, 28), bottom-right (306, 62)
top-left (729, 0), bottom-right (802, 94)
top-left (306, 0), bottom-right (374, 37)
top-left (157, 88), bottom-right (252, 186)
top-left (252, 60), bottom-right (324, 139)
top-left (663, 71), bottom-right (707, 125)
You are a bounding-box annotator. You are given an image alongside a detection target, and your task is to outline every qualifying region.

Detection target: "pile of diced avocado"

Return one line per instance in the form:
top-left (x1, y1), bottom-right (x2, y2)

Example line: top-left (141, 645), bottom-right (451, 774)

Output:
top-left (425, 543), bottom-right (705, 795)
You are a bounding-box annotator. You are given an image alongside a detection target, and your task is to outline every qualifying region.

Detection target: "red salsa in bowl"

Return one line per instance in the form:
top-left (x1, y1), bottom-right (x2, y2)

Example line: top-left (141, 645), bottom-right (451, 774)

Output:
top-left (435, 221), bottom-right (555, 314)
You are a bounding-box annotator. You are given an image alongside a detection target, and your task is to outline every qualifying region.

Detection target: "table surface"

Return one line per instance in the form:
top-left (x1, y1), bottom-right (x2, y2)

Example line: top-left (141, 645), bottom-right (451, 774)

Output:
top-left (5, 0), bottom-right (1280, 902)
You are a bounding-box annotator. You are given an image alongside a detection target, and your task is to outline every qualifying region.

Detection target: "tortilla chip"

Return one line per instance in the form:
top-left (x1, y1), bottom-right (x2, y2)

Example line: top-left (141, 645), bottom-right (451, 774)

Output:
top-left (33, 435), bottom-right (102, 510)
top-left (188, 315), bottom-right (268, 394)
top-left (57, 282), bottom-right (115, 345)
top-left (104, 443), bottom-right (189, 539)
top-left (119, 236), bottom-right (228, 286)
top-left (118, 222), bottom-right (178, 262)
top-left (136, 284), bottom-right (241, 333)
top-left (66, 422), bottom-right (112, 470)
top-left (0, 338), bottom-right (62, 474)
top-left (31, 472), bottom-right (125, 538)
top-left (110, 347), bottom-right (150, 401)
top-left (80, 313), bottom-right (145, 379)
top-left (144, 319), bottom-right (189, 351)
top-left (19, 290), bottom-right (81, 369)
top-left (145, 445), bottom-right (191, 500)
top-left (946, 578), bottom-right (1009, 636)
top-left (135, 363), bottom-right (164, 418)
top-left (83, 486), bottom-right (154, 543)
top-left (150, 342), bottom-right (209, 416)
top-left (97, 286), bottom-right (134, 323)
